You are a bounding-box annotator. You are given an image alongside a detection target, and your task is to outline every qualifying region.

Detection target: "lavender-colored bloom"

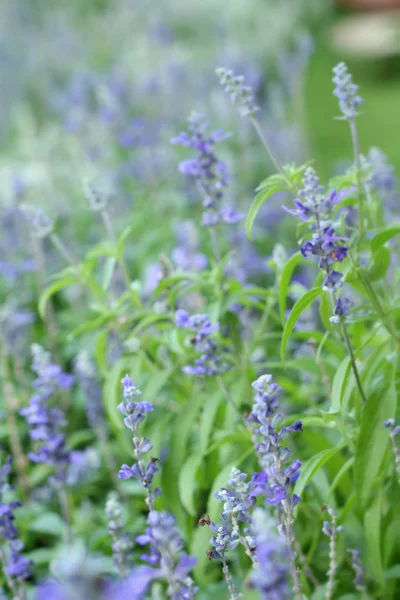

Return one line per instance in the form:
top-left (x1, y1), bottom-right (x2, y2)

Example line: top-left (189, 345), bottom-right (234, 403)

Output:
top-left (171, 112), bottom-right (235, 227)
top-left (367, 147), bottom-right (396, 194)
top-left (216, 67), bottom-right (259, 117)
top-left (332, 63), bottom-right (363, 120)
top-left (285, 167), bottom-right (348, 316)
top-left (20, 204), bottom-right (53, 238)
top-left (105, 492), bottom-right (133, 577)
top-left (348, 549), bottom-right (366, 592)
top-left (21, 345), bottom-right (73, 486)
top-left (175, 310), bottom-right (227, 376)
top-left (330, 297), bottom-right (351, 324)
top-left (117, 376), bottom-right (159, 508)
top-left (199, 514), bottom-right (241, 599)
top-left (249, 508), bottom-right (291, 600)
top-left (136, 511), bottom-right (198, 599)
top-left (0, 457), bottom-right (33, 591)
top-left (322, 505), bottom-right (343, 599)
top-left (248, 375), bottom-right (302, 570)
top-left (74, 352), bottom-right (105, 430)
top-left (171, 220), bottom-right (208, 272)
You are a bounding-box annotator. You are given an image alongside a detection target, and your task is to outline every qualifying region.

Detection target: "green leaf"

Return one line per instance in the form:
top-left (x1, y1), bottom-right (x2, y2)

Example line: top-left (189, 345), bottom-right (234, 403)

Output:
top-left (102, 257), bottom-right (117, 290)
top-left (69, 314), bottom-right (114, 339)
top-left (39, 273), bottom-right (77, 318)
top-left (94, 329), bottom-right (108, 375)
top-left (88, 241), bottom-right (116, 259)
top-left (354, 378), bottom-right (397, 507)
top-left (364, 490), bottom-right (384, 588)
top-left (246, 175), bottom-right (289, 240)
top-left (281, 287), bottom-right (321, 361)
top-left (28, 513), bottom-right (65, 536)
top-left (178, 453), bottom-right (203, 516)
top-left (328, 357), bottom-right (351, 414)
top-left (279, 252), bottom-right (305, 325)
top-left (371, 225), bottom-right (400, 253)
top-left (294, 445), bottom-right (345, 501)
top-left (368, 247), bottom-right (391, 282)
top-left (116, 225), bottom-right (133, 260)
top-left (319, 289), bottom-right (334, 332)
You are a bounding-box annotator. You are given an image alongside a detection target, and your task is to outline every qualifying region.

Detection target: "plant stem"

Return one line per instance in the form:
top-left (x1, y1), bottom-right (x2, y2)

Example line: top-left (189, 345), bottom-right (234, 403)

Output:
top-left (0, 345), bottom-right (30, 495)
top-left (0, 545), bottom-right (19, 599)
top-left (58, 487), bottom-right (72, 544)
top-left (209, 228), bottom-right (221, 264)
top-left (221, 553), bottom-right (241, 600)
top-left (338, 315), bottom-right (367, 404)
top-left (31, 236), bottom-right (59, 359)
top-left (132, 427), bottom-right (155, 511)
top-left (217, 376), bottom-right (240, 416)
top-left (50, 233), bottom-right (78, 267)
top-left (348, 118), bottom-right (365, 242)
top-left (250, 117), bottom-right (286, 177)
top-left (325, 507), bottom-right (340, 600)
top-left (101, 210), bottom-right (132, 290)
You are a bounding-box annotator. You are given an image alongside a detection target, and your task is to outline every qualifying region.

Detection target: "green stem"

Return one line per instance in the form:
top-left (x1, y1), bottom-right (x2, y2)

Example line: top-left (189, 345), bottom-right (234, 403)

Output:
top-left (101, 210), bottom-right (132, 290)
top-left (250, 117), bottom-right (286, 177)
top-left (348, 118), bottom-right (365, 242)
top-left (339, 317), bottom-right (367, 404)
top-left (217, 376), bottom-right (240, 416)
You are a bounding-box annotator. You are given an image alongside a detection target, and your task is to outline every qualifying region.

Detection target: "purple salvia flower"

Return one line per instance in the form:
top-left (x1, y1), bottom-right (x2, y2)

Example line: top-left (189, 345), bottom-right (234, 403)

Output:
top-left (247, 375), bottom-right (302, 595)
top-left (286, 166), bottom-right (349, 319)
top-left (216, 68), bottom-right (259, 117)
top-left (214, 467), bottom-right (263, 564)
top-left (117, 376), bottom-right (158, 510)
top-left (199, 514), bottom-right (241, 599)
top-left (332, 63), bottom-right (363, 120)
top-left (175, 311), bottom-right (227, 376)
top-left (171, 113), bottom-right (238, 227)
top-left (0, 457), bottom-right (33, 596)
top-left (249, 507), bottom-right (291, 600)
top-left (21, 345), bottom-right (73, 486)
top-left (322, 505), bottom-right (343, 600)
top-left (74, 352), bottom-right (105, 430)
top-left (137, 511), bottom-right (198, 599)
top-left (348, 549), bottom-right (366, 592)
top-left (105, 492), bottom-right (133, 578)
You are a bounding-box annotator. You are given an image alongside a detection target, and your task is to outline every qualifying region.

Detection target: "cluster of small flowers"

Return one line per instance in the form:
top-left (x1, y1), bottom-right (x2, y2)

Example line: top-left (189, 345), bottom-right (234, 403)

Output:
top-left (171, 112), bottom-right (242, 227)
top-left (171, 220), bottom-right (208, 273)
top-left (215, 68), bottom-right (259, 117)
top-left (175, 310), bottom-right (228, 376)
top-left (248, 375), bottom-right (302, 506)
top-left (21, 344), bottom-right (74, 486)
top-left (284, 166), bottom-right (351, 322)
top-left (117, 375), bottom-right (160, 507)
top-left (116, 376), bottom-right (198, 598)
top-left (322, 505), bottom-right (343, 598)
top-left (105, 492), bottom-right (133, 577)
top-left (0, 457), bottom-right (33, 593)
top-left (332, 62), bottom-right (363, 120)
top-left (19, 204), bottom-right (53, 239)
top-left (348, 549), bottom-right (366, 592)
top-left (74, 351), bottom-right (105, 431)
top-left (249, 508), bottom-right (291, 600)
top-left (136, 511), bottom-right (199, 599)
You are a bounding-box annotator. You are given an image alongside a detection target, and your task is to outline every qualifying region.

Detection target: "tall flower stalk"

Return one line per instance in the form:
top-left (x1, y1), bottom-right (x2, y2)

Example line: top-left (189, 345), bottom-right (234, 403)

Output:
top-left (322, 505), bottom-right (343, 600)
top-left (0, 458), bottom-right (33, 600)
top-left (247, 375), bottom-right (302, 599)
top-left (21, 345), bottom-right (74, 539)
